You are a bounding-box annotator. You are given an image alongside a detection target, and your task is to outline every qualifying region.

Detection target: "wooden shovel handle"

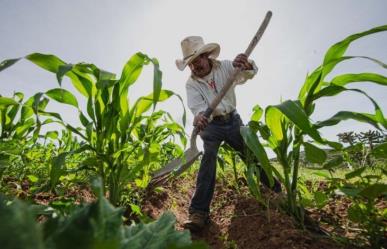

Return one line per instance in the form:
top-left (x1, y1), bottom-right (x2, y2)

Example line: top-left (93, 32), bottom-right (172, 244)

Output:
top-left (202, 11), bottom-right (272, 118)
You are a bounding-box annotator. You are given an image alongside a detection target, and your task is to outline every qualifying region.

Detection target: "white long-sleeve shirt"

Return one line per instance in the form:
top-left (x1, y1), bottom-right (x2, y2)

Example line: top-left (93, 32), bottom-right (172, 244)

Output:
top-left (186, 59), bottom-right (258, 117)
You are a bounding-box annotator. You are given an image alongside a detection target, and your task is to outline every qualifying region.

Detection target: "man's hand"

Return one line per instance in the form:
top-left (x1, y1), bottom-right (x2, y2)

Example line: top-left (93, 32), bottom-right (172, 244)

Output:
top-left (233, 53), bottom-right (253, 70)
top-left (193, 112), bottom-right (208, 131)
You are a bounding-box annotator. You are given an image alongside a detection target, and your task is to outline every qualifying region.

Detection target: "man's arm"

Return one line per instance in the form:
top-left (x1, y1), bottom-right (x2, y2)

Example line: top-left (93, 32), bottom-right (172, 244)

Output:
top-left (186, 84), bottom-right (209, 131)
top-left (233, 53), bottom-right (253, 70)
top-left (230, 53), bottom-right (259, 85)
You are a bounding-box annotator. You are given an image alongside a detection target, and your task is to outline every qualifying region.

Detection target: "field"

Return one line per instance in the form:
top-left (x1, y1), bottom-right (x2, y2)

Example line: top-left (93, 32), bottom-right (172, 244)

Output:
top-left (0, 25), bottom-right (386, 249)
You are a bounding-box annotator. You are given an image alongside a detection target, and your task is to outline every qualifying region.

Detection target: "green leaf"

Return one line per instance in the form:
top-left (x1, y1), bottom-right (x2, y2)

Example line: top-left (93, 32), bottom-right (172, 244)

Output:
top-left (46, 88), bottom-right (79, 108)
top-left (315, 111), bottom-right (383, 130)
top-left (0, 97), bottom-right (18, 107)
top-left (251, 104), bottom-right (263, 122)
top-left (38, 110), bottom-right (63, 121)
top-left (303, 142), bottom-right (327, 164)
top-left (173, 92), bottom-right (187, 127)
top-left (348, 204), bottom-right (363, 223)
top-left (0, 196), bottom-right (44, 249)
top-left (312, 171), bottom-right (330, 178)
top-left (132, 90), bottom-right (174, 117)
top-left (46, 187), bottom-right (124, 249)
top-left (372, 142), bottom-right (387, 159)
top-left (265, 107), bottom-right (284, 142)
top-left (50, 152), bottom-right (69, 190)
top-left (299, 26), bottom-right (387, 105)
top-left (151, 58), bottom-right (162, 110)
top-left (322, 56), bottom-right (387, 79)
top-left (245, 161), bottom-right (261, 199)
top-left (119, 52), bottom-right (147, 93)
top-left (27, 175), bottom-right (39, 183)
top-left (322, 155), bottom-right (344, 170)
top-left (313, 85), bottom-right (387, 128)
top-left (323, 25), bottom-right (387, 74)
top-left (345, 167), bottom-right (366, 180)
top-left (0, 58), bottom-right (21, 72)
top-left (298, 68), bottom-right (322, 105)
top-left (26, 53), bottom-right (93, 97)
top-left (79, 111), bottom-right (90, 127)
top-left (358, 183), bottom-right (387, 200)
top-left (240, 126), bottom-right (274, 187)
top-left (337, 187), bottom-right (362, 197)
top-left (96, 79), bottom-right (117, 89)
top-left (267, 100), bottom-right (323, 142)
top-left (314, 191), bottom-right (328, 208)
top-left (331, 73), bottom-right (387, 87)
top-left (45, 131), bottom-right (58, 140)
top-left (26, 53), bottom-right (65, 73)
top-left (56, 64), bottom-right (73, 86)
top-left (123, 212), bottom-right (192, 249)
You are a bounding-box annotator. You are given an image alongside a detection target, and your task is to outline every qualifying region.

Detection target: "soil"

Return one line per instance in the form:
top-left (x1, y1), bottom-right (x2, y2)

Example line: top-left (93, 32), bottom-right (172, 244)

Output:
top-left (3, 174), bottom-right (385, 248)
top-left (141, 175), bottom-right (364, 249)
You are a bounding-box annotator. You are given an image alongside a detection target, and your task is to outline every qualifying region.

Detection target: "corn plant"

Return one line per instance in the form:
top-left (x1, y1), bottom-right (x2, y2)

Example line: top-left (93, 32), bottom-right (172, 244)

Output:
top-left (217, 144), bottom-right (242, 192)
top-left (240, 25), bottom-right (387, 224)
top-left (0, 92), bottom-right (57, 141)
top-left (0, 92), bottom-right (62, 185)
top-left (0, 52), bottom-right (186, 205)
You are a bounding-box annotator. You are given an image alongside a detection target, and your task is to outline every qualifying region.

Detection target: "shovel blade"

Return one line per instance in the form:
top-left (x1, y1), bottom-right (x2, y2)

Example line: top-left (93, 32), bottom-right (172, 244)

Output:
top-left (152, 147), bottom-right (202, 179)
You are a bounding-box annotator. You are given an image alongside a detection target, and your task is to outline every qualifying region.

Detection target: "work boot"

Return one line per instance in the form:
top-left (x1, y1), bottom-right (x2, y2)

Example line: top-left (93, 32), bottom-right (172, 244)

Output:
top-left (183, 212), bottom-right (210, 232)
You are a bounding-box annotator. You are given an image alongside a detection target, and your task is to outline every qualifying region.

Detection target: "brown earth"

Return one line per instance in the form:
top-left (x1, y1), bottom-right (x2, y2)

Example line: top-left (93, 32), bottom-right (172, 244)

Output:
top-left (141, 175), bottom-right (361, 249)
top-left (3, 174), bottom-right (384, 248)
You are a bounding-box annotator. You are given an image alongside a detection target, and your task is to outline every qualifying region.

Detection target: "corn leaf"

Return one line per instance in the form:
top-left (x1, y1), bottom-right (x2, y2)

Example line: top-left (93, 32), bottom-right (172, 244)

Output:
top-left (345, 167), bottom-right (366, 180)
top-left (56, 64), bottom-right (73, 87)
top-left (299, 25), bottom-right (387, 104)
top-left (358, 183), bottom-right (387, 200)
top-left (25, 53), bottom-right (93, 97)
top-left (267, 100), bottom-right (323, 142)
top-left (265, 107), bottom-right (284, 142)
top-left (0, 58), bottom-right (21, 72)
top-left (151, 58), bottom-right (162, 110)
top-left (46, 88), bottom-right (79, 108)
top-left (132, 90), bottom-right (174, 118)
top-left (303, 142), bottom-right (327, 164)
top-left (298, 68), bottom-right (322, 105)
top-left (331, 73), bottom-right (387, 86)
top-left (322, 155), bottom-right (344, 170)
top-left (315, 111), bottom-right (383, 130)
top-left (240, 126), bottom-right (274, 187)
top-left (251, 104), bottom-right (263, 122)
top-left (323, 25), bottom-right (387, 74)
top-left (313, 85), bottom-right (387, 128)
top-left (372, 142), bottom-right (387, 159)
top-left (119, 52), bottom-right (147, 93)
top-left (0, 97), bottom-right (18, 107)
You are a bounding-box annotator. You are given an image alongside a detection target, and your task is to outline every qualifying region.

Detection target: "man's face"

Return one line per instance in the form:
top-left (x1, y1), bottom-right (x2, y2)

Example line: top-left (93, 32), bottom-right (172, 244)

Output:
top-left (188, 53), bottom-right (212, 78)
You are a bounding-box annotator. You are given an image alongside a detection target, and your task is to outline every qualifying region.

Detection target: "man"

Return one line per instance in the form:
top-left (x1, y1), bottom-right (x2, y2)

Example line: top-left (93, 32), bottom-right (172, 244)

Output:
top-left (176, 36), bottom-right (281, 232)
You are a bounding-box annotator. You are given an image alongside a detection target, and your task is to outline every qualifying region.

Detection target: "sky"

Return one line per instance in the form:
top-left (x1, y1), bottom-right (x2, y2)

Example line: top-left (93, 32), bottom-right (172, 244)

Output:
top-left (0, 0), bottom-right (386, 149)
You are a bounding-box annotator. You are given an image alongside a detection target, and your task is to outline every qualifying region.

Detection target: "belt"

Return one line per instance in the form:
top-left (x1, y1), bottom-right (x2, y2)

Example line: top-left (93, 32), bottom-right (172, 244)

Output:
top-left (212, 110), bottom-right (236, 122)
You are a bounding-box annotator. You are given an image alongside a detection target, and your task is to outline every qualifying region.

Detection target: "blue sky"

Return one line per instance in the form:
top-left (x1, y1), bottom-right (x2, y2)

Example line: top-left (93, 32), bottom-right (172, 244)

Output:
top-left (1, 0), bottom-right (386, 147)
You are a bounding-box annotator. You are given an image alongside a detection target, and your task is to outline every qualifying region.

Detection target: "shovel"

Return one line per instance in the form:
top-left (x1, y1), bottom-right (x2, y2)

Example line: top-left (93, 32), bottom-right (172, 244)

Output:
top-left (150, 11), bottom-right (273, 186)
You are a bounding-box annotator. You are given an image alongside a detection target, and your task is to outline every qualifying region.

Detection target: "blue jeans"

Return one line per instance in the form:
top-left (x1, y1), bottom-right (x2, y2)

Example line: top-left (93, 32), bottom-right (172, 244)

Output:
top-left (189, 112), bottom-right (281, 214)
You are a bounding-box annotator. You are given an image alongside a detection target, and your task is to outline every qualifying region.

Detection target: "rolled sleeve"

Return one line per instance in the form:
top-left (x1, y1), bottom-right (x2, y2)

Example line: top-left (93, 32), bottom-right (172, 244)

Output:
top-left (234, 59), bottom-right (259, 85)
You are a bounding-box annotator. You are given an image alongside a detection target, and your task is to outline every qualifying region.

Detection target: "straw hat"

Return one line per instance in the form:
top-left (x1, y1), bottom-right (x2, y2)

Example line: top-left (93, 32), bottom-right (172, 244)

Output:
top-left (176, 36), bottom-right (220, 71)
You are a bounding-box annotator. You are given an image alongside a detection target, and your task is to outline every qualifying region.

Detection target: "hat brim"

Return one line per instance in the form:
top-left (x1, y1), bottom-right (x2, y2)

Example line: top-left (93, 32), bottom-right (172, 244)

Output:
top-left (176, 43), bottom-right (220, 71)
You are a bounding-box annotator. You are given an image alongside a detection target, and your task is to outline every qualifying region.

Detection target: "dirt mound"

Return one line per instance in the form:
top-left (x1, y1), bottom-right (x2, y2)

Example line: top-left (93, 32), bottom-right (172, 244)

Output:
top-left (142, 175), bottom-right (353, 249)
